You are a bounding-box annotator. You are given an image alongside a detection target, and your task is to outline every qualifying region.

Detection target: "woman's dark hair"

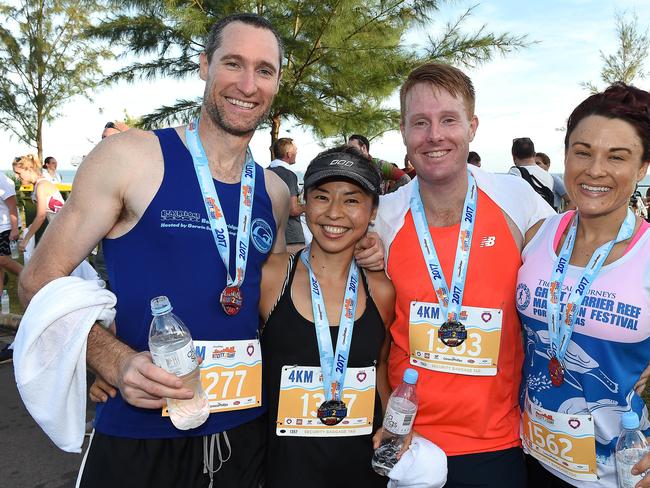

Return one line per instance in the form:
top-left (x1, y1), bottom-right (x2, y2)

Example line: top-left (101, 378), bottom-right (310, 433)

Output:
top-left (565, 82), bottom-right (650, 161)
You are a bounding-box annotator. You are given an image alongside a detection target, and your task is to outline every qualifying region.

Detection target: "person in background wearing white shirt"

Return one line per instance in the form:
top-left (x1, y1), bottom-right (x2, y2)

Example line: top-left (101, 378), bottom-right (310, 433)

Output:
top-left (0, 166), bottom-right (23, 363)
top-left (509, 137), bottom-right (554, 188)
top-left (42, 156), bottom-right (63, 183)
top-left (535, 151), bottom-right (573, 212)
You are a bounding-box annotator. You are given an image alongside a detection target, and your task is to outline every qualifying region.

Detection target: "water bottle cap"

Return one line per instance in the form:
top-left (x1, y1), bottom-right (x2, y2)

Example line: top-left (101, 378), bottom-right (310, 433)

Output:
top-left (150, 296), bottom-right (172, 315)
top-left (622, 411), bottom-right (640, 430)
top-left (403, 368), bottom-right (418, 384)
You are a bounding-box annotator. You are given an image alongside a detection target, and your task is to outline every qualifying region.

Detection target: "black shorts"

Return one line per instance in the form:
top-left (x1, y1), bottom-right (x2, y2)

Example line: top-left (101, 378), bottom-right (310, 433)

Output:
top-left (445, 447), bottom-right (526, 488)
top-left (0, 230), bottom-right (10, 257)
top-left (77, 414), bottom-right (266, 488)
top-left (525, 454), bottom-right (575, 488)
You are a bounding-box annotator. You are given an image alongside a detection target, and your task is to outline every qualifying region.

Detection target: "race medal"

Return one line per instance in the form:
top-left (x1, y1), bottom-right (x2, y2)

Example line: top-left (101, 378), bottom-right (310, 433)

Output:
top-left (186, 120), bottom-right (256, 317)
top-left (410, 174), bottom-right (478, 358)
top-left (317, 399), bottom-right (348, 426)
top-left (439, 320), bottom-right (467, 347)
top-left (220, 286), bottom-right (243, 316)
top-left (548, 356), bottom-right (564, 387)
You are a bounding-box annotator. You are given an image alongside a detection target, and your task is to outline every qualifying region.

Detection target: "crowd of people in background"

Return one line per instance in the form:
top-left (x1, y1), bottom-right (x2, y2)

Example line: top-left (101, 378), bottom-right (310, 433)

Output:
top-left (2, 11), bottom-right (650, 488)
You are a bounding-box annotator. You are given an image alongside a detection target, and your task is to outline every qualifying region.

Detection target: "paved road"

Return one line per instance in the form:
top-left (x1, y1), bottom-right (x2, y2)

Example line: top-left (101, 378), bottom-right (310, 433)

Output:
top-left (0, 329), bottom-right (93, 488)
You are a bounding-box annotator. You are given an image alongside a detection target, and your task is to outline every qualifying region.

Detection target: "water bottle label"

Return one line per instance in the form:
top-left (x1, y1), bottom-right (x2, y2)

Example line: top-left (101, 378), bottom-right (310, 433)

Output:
top-left (383, 408), bottom-right (415, 436)
top-left (151, 342), bottom-right (197, 377)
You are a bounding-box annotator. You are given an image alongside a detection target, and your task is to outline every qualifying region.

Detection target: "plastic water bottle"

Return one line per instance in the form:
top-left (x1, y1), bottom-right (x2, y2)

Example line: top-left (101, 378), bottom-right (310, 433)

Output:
top-left (1, 290), bottom-right (9, 314)
top-left (9, 240), bottom-right (19, 259)
top-left (615, 411), bottom-right (649, 488)
top-left (372, 368), bottom-right (419, 476)
top-left (148, 296), bottom-right (209, 430)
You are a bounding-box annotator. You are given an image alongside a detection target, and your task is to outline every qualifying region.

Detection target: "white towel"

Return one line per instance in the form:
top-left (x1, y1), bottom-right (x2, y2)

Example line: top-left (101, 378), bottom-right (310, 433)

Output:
top-left (13, 276), bottom-right (116, 453)
top-left (388, 436), bottom-right (448, 488)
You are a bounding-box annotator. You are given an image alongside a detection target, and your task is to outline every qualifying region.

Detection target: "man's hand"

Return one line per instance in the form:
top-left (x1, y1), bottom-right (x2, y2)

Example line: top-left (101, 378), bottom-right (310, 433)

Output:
top-left (89, 375), bottom-right (117, 403)
top-left (632, 449), bottom-right (650, 487)
top-left (115, 351), bottom-right (193, 409)
top-left (355, 232), bottom-right (385, 271)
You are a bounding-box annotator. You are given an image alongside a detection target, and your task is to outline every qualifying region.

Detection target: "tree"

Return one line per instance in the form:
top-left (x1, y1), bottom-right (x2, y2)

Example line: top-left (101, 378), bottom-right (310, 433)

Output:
top-left (91, 0), bottom-right (530, 152)
top-left (581, 11), bottom-right (649, 93)
top-left (0, 0), bottom-right (110, 162)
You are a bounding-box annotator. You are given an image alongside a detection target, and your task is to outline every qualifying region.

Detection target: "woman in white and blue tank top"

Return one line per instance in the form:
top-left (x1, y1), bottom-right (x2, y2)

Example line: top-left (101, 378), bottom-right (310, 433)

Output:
top-left (516, 84), bottom-right (650, 488)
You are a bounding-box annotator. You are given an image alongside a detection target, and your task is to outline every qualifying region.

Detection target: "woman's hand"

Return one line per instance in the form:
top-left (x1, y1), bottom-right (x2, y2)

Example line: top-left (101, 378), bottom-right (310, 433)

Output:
top-left (632, 449), bottom-right (650, 487)
top-left (18, 237), bottom-right (29, 252)
top-left (89, 375), bottom-right (117, 403)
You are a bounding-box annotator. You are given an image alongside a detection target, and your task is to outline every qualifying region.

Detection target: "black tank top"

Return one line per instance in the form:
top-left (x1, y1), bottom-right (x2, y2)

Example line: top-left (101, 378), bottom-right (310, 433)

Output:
top-left (262, 251), bottom-right (386, 488)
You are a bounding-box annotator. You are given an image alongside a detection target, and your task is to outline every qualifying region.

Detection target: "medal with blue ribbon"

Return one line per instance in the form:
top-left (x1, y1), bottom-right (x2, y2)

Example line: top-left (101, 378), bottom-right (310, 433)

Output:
top-left (546, 208), bottom-right (636, 386)
top-left (300, 246), bottom-right (359, 425)
top-left (411, 173), bottom-right (478, 347)
top-left (186, 119), bottom-right (256, 315)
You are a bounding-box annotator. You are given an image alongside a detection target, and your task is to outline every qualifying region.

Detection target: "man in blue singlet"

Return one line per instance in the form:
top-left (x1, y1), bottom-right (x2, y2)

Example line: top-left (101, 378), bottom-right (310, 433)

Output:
top-left (18, 13), bottom-right (290, 488)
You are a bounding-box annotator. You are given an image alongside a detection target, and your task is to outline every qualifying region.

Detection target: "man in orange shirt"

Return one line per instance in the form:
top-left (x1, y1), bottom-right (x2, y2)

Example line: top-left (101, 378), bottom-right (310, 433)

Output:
top-left (374, 63), bottom-right (553, 486)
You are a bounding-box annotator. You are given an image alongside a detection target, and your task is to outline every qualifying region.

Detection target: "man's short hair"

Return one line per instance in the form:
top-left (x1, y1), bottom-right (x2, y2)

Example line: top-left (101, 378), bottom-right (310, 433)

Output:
top-left (205, 13), bottom-right (284, 69)
top-left (273, 137), bottom-right (294, 160)
top-left (348, 134), bottom-right (370, 152)
top-left (467, 151), bottom-right (481, 165)
top-left (400, 63), bottom-right (476, 120)
top-left (512, 137), bottom-right (536, 159)
top-left (535, 152), bottom-right (551, 168)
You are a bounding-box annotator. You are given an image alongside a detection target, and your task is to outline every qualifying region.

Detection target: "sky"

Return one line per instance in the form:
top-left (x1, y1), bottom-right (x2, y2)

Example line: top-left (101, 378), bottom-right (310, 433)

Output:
top-left (2, 0), bottom-right (650, 182)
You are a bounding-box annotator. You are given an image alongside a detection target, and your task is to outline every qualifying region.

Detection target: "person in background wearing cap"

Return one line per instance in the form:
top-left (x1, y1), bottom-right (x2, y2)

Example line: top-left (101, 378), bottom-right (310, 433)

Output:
top-left (372, 63), bottom-right (555, 487)
top-left (260, 146), bottom-right (395, 488)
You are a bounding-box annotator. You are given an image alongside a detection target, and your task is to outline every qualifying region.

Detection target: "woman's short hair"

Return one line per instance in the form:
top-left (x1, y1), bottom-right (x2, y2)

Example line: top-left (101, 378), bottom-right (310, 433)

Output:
top-left (565, 82), bottom-right (650, 161)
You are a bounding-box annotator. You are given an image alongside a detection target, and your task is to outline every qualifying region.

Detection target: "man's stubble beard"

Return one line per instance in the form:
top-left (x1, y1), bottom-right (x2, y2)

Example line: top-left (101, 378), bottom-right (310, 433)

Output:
top-left (204, 88), bottom-right (271, 137)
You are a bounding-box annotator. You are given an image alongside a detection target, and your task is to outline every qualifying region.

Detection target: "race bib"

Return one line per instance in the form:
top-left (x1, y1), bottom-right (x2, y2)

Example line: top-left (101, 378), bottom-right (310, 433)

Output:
top-left (409, 301), bottom-right (502, 376)
top-left (162, 339), bottom-right (262, 416)
top-left (276, 365), bottom-right (376, 437)
top-left (523, 394), bottom-right (597, 481)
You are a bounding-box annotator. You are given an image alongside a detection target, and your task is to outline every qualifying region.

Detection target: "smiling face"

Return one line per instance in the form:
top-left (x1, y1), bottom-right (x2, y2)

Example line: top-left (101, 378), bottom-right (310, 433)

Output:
top-left (400, 83), bottom-right (478, 186)
top-left (564, 115), bottom-right (649, 219)
top-left (305, 180), bottom-right (377, 254)
top-left (199, 21), bottom-right (280, 137)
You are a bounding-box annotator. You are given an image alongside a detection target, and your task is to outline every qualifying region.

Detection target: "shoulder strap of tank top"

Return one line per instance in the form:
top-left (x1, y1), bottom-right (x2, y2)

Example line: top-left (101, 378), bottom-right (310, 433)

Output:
top-left (261, 252), bottom-right (299, 327)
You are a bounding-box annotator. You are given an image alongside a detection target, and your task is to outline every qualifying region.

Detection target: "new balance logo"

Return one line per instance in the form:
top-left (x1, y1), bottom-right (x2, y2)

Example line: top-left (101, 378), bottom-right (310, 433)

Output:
top-left (480, 236), bottom-right (496, 247)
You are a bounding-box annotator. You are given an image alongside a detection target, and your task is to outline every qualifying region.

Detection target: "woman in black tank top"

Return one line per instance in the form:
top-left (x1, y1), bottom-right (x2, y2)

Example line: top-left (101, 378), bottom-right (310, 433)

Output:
top-left (259, 147), bottom-right (395, 487)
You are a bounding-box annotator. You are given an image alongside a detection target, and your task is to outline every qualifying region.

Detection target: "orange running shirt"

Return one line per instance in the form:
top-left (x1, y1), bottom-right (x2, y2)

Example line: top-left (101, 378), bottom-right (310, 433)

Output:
top-left (387, 189), bottom-right (524, 456)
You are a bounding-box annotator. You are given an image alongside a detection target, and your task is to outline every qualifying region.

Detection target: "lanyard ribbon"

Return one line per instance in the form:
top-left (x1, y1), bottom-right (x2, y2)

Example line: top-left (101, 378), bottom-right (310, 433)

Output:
top-left (410, 173), bottom-right (478, 322)
top-left (547, 209), bottom-right (636, 363)
top-left (186, 120), bottom-right (256, 288)
top-left (300, 246), bottom-right (359, 401)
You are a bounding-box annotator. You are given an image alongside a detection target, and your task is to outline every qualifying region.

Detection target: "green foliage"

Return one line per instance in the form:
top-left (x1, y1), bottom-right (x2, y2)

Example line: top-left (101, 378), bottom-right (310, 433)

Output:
top-left (91, 0), bottom-right (530, 152)
top-left (0, 0), bottom-right (111, 161)
top-left (581, 11), bottom-right (649, 93)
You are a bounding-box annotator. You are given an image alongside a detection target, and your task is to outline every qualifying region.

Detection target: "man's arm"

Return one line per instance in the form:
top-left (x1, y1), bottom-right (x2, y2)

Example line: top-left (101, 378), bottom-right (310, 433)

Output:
top-left (19, 131), bottom-right (193, 407)
top-left (289, 195), bottom-right (304, 217)
top-left (5, 195), bottom-right (19, 241)
top-left (263, 168), bottom-right (290, 253)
